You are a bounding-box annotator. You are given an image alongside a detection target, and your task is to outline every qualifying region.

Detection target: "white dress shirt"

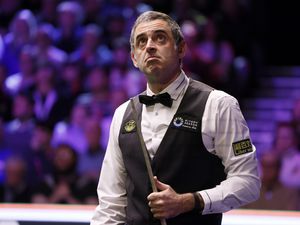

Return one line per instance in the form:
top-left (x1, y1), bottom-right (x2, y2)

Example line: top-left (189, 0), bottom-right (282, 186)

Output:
top-left (91, 71), bottom-right (260, 225)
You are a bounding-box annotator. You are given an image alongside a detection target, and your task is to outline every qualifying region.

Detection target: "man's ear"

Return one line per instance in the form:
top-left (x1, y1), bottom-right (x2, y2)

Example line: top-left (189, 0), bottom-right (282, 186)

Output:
top-left (131, 52), bottom-right (138, 68)
top-left (177, 41), bottom-right (186, 59)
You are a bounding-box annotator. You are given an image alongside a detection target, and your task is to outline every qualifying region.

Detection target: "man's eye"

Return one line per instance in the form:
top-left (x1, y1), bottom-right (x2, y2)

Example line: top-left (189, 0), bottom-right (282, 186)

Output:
top-left (156, 34), bottom-right (166, 43)
top-left (137, 38), bottom-right (147, 48)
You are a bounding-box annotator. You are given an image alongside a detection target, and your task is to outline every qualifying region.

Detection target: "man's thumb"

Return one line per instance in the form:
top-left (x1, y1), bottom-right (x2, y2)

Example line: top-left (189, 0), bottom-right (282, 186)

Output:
top-left (153, 176), bottom-right (169, 191)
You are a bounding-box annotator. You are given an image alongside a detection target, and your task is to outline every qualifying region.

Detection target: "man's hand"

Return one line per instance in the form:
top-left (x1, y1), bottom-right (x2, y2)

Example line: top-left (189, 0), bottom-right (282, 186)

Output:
top-left (147, 177), bottom-right (195, 219)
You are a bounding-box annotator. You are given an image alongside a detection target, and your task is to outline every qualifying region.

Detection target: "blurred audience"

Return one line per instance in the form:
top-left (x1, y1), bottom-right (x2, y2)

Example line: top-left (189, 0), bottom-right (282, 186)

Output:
top-left (1, 9), bottom-right (37, 75)
top-left (31, 143), bottom-right (95, 204)
top-left (243, 152), bottom-right (300, 210)
top-left (0, 155), bottom-right (32, 203)
top-left (1, 91), bottom-right (35, 158)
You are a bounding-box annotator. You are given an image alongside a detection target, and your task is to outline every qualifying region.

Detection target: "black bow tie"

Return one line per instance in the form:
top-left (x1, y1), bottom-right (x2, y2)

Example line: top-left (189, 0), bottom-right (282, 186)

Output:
top-left (139, 92), bottom-right (173, 107)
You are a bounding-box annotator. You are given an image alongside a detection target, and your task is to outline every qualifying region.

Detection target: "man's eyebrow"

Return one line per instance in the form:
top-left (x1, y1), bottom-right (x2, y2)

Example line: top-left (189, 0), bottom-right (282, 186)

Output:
top-left (135, 29), bottom-right (169, 41)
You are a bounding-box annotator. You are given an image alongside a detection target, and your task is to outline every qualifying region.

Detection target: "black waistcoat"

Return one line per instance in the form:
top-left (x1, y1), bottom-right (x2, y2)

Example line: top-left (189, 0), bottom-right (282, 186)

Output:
top-left (119, 79), bottom-right (226, 225)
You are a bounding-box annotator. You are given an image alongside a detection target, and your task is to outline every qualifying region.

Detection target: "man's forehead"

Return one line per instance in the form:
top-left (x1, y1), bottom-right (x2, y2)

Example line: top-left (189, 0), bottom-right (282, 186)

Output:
top-left (134, 19), bottom-right (171, 37)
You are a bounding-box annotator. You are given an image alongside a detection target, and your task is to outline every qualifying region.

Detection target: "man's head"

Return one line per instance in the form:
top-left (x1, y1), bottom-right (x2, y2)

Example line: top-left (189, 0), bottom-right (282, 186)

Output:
top-left (130, 11), bottom-right (184, 52)
top-left (130, 11), bottom-right (186, 88)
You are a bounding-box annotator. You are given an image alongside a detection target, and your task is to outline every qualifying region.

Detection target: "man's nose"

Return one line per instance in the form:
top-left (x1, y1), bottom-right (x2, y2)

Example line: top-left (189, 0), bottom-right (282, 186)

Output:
top-left (146, 39), bottom-right (156, 52)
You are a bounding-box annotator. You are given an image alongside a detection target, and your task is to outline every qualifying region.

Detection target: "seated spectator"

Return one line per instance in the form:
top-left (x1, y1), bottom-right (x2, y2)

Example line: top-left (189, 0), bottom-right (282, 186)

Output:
top-left (54, 1), bottom-right (83, 53)
top-left (33, 23), bottom-right (68, 69)
top-left (78, 117), bottom-right (105, 182)
top-left (1, 9), bottom-right (37, 75)
top-left (272, 121), bottom-right (299, 159)
top-left (33, 63), bottom-right (71, 125)
top-left (70, 24), bottom-right (113, 70)
top-left (243, 152), bottom-right (300, 210)
top-left (5, 45), bottom-right (36, 96)
top-left (27, 120), bottom-right (54, 188)
top-left (59, 61), bottom-right (84, 103)
top-left (31, 143), bottom-right (94, 204)
top-left (51, 100), bottom-right (89, 154)
top-left (0, 155), bottom-right (32, 203)
top-left (2, 91), bottom-right (35, 158)
top-left (81, 65), bottom-right (111, 117)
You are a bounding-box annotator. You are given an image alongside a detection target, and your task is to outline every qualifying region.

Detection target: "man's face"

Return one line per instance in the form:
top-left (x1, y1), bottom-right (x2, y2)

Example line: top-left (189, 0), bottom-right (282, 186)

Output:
top-left (131, 19), bottom-right (185, 81)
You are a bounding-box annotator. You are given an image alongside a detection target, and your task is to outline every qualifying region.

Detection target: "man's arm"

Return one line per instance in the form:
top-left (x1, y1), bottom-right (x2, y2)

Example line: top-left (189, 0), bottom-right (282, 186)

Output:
top-left (199, 91), bottom-right (261, 214)
top-left (90, 103), bottom-right (129, 225)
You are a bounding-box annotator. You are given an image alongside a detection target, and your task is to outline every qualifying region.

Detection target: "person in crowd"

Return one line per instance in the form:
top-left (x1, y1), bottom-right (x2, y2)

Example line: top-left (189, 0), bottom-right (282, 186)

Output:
top-left (33, 23), bottom-right (68, 69)
top-left (51, 100), bottom-right (90, 154)
top-left (1, 92), bottom-right (35, 158)
top-left (1, 9), bottom-right (37, 75)
top-left (54, 1), bottom-right (83, 53)
top-left (33, 63), bottom-right (70, 125)
top-left (0, 155), bottom-right (32, 202)
top-left (274, 121), bottom-right (300, 189)
top-left (82, 65), bottom-right (111, 117)
top-left (271, 121), bottom-right (299, 159)
top-left (77, 117), bottom-right (105, 204)
top-left (70, 23), bottom-right (113, 70)
top-left (31, 143), bottom-right (93, 204)
top-left (243, 151), bottom-right (300, 210)
top-left (27, 120), bottom-right (54, 188)
top-left (91, 11), bottom-right (260, 225)
top-left (5, 45), bottom-right (36, 96)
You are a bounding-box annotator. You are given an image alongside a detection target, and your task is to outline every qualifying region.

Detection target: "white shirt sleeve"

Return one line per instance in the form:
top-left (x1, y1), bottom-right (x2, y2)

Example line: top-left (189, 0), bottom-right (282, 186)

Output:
top-left (199, 90), bottom-right (261, 214)
top-left (90, 101), bottom-right (129, 225)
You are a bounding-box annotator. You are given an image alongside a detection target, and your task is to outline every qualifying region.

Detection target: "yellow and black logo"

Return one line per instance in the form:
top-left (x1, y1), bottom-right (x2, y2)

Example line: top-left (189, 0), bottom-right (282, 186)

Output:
top-left (124, 120), bottom-right (136, 133)
top-left (232, 139), bottom-right (253, 156)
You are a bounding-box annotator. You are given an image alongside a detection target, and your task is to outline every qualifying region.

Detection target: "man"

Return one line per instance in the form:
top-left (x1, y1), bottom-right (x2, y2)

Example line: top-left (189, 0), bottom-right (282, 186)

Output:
top-left (91, 11), bottom-right (260, 225)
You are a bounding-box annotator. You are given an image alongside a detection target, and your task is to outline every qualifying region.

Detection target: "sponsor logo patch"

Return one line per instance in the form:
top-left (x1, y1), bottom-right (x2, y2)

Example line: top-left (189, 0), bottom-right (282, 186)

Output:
top-left (123, 120), bottom-right (136, 133)
top-left (171, 115), bottom-right (200, 132)
top-left (232, 139), bottom-right (253, 156)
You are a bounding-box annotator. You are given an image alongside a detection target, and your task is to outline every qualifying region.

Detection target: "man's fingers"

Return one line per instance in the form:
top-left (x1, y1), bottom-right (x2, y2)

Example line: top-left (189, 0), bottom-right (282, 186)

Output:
top-left (154, 176), bottom-right (169, 191)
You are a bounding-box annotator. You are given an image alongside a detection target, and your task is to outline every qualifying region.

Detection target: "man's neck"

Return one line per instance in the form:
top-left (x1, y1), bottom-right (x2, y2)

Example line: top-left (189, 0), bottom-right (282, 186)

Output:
top-left (147, 69), bottom-right (181, 93)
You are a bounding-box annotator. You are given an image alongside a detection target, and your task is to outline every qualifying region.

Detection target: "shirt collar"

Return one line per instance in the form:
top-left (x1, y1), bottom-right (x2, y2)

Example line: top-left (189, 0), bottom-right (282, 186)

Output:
top-left (146, 71), bottom-right (188, 101)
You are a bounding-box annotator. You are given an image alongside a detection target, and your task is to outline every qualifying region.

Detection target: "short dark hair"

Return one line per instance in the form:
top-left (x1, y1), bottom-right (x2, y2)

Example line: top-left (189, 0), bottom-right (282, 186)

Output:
top-left (130, 11), bottom-right (184, 51)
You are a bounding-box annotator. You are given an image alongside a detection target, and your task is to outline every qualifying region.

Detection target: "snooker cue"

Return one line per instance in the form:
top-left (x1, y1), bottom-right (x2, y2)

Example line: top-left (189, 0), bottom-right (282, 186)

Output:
top-left (130, 99), bottom-right (167, 225)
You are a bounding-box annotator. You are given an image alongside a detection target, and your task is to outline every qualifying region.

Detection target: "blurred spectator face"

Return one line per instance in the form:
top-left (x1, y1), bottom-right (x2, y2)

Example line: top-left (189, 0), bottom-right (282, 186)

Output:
top-left (35, 65), bottom-right (55, 94)
top-left (70, 104), bottom-right (88, 127)
top-left (30, 125), bottom-right (52, 151)
top-left (13, 94), bottom-right (33, 120)
top-left (84, 118), bottom-right (101, 148)
top-left (57, 2), bottom-right (82, 29)
top-left (82, 26), bottom-right (100, 51)
top-left (13, 19), bottom-right (30, 41)
top-left (36, 26), bottom-right (52, 49)
top-left (274, 123), bottom-right (297, 153)
top-left (53, 144), bottom-right (77, 173)
top-left (19, 49), bottom-right (35, 75)
top-left (11, 9), bottom-right (36, 44)
top-left (86, 67), bottom-right (108, 92)
top-left (261, 153), bottom-right (280, 184)
top-left (5, 157), bottom-right (26, 187)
